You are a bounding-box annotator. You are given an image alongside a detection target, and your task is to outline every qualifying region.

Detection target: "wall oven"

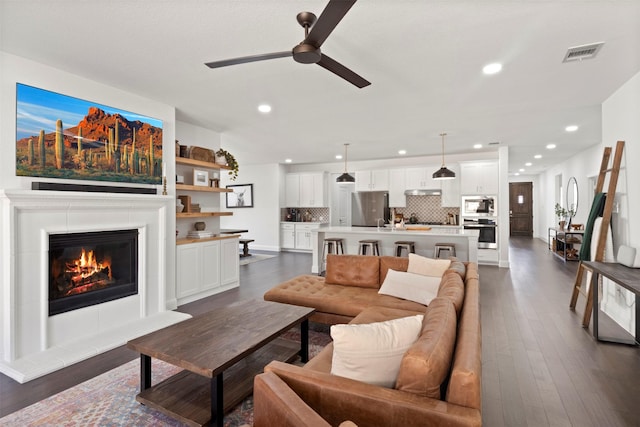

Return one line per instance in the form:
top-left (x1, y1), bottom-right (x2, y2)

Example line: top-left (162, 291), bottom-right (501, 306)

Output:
top-left (463, 218), bottom-right (498, 249)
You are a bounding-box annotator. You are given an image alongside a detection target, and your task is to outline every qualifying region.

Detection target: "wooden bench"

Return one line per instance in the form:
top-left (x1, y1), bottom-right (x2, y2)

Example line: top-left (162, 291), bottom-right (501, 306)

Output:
top-left (239, 239), bottom-right (255, 257)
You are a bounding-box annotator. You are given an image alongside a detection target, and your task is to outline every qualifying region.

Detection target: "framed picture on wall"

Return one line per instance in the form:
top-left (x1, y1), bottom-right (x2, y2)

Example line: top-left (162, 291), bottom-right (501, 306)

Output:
top-left (226, 184), bottom-right (253, 208)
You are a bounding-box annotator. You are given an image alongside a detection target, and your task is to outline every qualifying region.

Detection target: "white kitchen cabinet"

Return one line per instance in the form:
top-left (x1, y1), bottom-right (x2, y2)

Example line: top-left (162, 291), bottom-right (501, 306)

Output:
top-left (388, 168), bottom-right (406, 207)
top-left (285, 174), bottom-right (301, 207)
top-left (176, 237), bottom-right (239, 304)
top-left (460, 161), bottom-right (498, 195)
top-left (441, 163), bottom-right (460, 207)
top-left (281, 222), bottom-right (322, 251)
top-left (355, 169), bottom-right (389, 191)
top-left (280, 223), bottom-right (296, 249)
top-left (285, 173), bottom-right (327, 207)
top-left (405, 167), bottom-right (441, 190)
top-left (295, 223), bottom-right (316, 250)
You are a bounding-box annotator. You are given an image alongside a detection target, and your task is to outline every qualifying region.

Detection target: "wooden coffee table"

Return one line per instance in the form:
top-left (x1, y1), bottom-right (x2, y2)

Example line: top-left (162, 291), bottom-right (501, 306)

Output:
top-left (127, 299), bottom-right (315, 427)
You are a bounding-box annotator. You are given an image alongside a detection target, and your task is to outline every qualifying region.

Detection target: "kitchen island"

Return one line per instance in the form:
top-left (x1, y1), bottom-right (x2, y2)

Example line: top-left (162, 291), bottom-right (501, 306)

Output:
top-left (311, 226), bottom-right (479, 274)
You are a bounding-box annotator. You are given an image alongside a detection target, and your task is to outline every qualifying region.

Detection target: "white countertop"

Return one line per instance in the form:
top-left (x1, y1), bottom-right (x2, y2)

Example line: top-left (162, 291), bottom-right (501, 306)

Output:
top-left (315, 226), bottom-right (478, 237)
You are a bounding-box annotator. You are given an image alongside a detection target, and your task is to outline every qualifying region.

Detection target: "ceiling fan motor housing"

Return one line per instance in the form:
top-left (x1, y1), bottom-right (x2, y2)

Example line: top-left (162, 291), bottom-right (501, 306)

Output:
top-left (293, 44), bottom-right (322, 64)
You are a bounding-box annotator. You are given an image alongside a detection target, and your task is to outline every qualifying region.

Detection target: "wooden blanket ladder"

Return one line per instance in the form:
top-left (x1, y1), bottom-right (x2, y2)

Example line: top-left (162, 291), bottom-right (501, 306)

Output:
top-left (569, 140), bottom-right (624, 327)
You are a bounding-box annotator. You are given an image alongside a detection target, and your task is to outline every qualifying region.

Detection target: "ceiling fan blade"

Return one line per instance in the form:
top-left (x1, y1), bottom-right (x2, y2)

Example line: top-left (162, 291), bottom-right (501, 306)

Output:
top-left (305, 0), bottom-right (357, 48)
top-left (317, 54), bottom-right (370, 88)
top-left (205, 51), bottom-right (292, 68)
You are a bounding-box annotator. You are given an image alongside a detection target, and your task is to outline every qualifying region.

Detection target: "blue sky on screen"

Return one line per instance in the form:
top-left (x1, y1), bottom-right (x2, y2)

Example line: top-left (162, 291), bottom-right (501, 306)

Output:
top-left (16, 83), bottom-right (163, 140)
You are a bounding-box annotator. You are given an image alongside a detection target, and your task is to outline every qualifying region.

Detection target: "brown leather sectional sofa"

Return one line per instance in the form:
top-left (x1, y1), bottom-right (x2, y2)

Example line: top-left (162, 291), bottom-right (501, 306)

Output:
top-left (257, 254), bottom-right (482, 427)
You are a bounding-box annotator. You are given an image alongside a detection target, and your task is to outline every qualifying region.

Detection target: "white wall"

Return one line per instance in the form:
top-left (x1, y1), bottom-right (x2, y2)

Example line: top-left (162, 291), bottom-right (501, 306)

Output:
top-left (600, 70), bottom-right (639, 334)
top-left (219, 163), bottom-right (283, 252)
top-left (536, 70), bottom-right (639, 334)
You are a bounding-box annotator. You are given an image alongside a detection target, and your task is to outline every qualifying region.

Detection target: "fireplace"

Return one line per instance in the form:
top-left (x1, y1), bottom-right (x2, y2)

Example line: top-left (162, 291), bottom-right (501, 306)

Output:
top-left (49, 229), bottom-right (139, 316)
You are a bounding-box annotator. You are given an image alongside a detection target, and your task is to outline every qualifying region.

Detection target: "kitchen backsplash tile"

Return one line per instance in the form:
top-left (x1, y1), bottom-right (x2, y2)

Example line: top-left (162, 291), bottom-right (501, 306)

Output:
top-left (396, 196), bottom-right (460, 224)
top-left (281, 207), bottom-right (329, 222)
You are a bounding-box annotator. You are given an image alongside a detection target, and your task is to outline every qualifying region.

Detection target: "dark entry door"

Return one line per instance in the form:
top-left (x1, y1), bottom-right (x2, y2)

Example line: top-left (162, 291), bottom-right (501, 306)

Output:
top-left (509, 182), bottom-right (533, 236)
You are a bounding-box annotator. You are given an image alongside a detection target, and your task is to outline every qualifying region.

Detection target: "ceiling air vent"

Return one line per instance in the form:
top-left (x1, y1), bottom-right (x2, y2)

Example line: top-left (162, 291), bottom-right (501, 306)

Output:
top-left (562, 42), bottom-right (604, 63)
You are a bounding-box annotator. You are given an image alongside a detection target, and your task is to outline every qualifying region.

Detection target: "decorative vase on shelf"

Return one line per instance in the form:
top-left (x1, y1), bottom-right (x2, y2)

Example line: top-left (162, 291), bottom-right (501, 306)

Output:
top-left (559, 220), bottom-right (566, 230)
top-left (194, 221), bottom-right (206, 231)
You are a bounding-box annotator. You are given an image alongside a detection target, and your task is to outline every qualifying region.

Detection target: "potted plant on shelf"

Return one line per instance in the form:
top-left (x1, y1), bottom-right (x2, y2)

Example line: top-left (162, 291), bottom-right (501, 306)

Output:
top-left (555, 203), bottom-right (568, 230)
top-left (215, 148), bottom-right (239, 181)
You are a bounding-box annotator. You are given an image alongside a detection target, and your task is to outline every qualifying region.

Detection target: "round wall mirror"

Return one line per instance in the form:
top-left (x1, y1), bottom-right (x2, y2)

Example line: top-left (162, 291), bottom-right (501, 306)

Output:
top-left (566, 176), bottom-right (578, 217)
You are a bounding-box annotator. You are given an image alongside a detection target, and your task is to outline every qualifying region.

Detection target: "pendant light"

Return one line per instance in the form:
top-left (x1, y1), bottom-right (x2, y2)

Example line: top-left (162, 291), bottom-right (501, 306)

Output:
top-left (336, 143), bottom-right (355, 182)
top-left (432, 132), bottom-right (455, 180)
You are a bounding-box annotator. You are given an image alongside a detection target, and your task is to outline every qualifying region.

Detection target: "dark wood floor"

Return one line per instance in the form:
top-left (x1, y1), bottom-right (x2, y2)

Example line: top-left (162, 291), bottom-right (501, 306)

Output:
top-left (2, 240), bottom-right (639, 426)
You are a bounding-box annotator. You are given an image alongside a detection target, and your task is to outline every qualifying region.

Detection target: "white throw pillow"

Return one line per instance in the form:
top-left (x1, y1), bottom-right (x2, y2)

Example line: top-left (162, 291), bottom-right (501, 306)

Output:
top-left (378, 269), bottom-right (441, 305)
top-left (330, 315), bottom-right (424, 388)
top-left (407, 253), bottom-right (451, 277)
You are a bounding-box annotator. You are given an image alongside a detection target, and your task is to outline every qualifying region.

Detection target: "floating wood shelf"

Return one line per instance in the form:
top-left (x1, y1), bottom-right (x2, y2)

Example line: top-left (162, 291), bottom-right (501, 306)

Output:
top-left (176, 184), bottom-right (232, 193)
top-left (176, 157), bottom-right (231, 170)
top-left (176, 212), bottom-right (232, 219)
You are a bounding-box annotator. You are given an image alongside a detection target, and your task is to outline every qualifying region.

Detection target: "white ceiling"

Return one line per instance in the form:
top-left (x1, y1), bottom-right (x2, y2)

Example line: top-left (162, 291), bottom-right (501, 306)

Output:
top-left (2, 0), bottom-right (639, 175)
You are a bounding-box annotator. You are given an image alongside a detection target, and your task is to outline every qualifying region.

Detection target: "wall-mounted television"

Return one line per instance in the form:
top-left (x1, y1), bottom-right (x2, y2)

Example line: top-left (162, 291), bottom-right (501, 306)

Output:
top-left (16, 83), bottom-right (163, 185)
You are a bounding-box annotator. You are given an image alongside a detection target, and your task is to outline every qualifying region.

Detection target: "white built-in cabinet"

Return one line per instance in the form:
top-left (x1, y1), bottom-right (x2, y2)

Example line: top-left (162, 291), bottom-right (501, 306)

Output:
top-left (405, 167), bottom-right (441, 190)
top-left (176, 236), bottom-right (239, 304)
top-left (285, 173), bottom-right (327, 207)
top-left (460, 161), bottom-right (499, 195)
top-left (220, 237), bottom-right (240, 286)
top-left (355, 169), bottom-right (389, 191)
top-left (388, 169), bottom-right (407, 207)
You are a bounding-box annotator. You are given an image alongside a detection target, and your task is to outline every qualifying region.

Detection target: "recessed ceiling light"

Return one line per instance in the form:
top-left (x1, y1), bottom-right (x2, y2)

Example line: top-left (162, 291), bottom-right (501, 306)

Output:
top-left (473, 144), bottom-right (482, 149)
top-left (398, 150), bottom-right (406, 155)
top-left (565, 125), bottom-right (578, 132)
top-left (519, 168), bottom-right (525, 172)
top-left (483, 63), bottom-right (502, 75)
top-left (258, 104), bottom-right (272, 113)
top-left (525, 162), bottom-right (532, 166)
top-left (285, 158), bottom-right (292, 163)
top-left (514, 172), bottom-right (520, 176)
top-left (335, 154), bottom-right (343, 160)
top-left (546, 144), bottom-right (556, 150)
top-left (534, 154), bottom-right (542, 159)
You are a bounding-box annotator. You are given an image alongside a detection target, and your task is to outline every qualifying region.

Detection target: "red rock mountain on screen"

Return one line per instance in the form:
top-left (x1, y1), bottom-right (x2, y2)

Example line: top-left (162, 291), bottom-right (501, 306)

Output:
top-left (17, 106), bottom-right (163, 152)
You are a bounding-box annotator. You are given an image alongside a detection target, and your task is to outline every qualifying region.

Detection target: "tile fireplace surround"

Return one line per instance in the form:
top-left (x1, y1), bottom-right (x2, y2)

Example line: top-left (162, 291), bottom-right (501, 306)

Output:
top-left (0, 189), bottom-right (190, 383)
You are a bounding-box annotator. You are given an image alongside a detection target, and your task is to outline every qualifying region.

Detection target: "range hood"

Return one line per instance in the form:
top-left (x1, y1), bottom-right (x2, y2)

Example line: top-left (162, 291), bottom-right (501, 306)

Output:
top-left (405, 189), bottom-right (442, 196)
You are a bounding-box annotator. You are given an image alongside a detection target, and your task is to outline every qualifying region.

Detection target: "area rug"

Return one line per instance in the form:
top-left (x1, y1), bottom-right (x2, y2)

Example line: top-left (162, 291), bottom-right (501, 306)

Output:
top-left (239, 253), bottom-right (276, 266)
top-left (0, 327), bottom-right (331, 427)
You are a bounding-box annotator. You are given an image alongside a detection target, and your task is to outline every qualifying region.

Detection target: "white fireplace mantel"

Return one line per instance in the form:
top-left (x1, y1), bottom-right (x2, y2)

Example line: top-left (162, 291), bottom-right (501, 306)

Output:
top-left (0, 189), bottom-right (190, 383)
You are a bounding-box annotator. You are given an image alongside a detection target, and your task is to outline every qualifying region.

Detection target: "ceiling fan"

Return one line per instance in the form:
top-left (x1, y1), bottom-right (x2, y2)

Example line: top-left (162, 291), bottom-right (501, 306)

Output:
top-left (204, 0), bottom-right (370, 88)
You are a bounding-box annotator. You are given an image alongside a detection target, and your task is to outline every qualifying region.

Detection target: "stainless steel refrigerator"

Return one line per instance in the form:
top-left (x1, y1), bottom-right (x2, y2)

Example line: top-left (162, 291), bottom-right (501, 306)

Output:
top-left (351, 191), bottom-right (390, 226)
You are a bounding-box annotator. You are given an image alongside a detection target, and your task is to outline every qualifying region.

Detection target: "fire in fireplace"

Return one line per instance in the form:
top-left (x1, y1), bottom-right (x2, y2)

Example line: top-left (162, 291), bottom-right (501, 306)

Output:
top-left (49, 229), bottom-right (138, 316)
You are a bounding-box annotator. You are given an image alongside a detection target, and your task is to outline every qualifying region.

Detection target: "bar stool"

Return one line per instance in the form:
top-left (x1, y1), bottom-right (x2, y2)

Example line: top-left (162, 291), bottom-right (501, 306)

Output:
top-left (323, 237), bottom-right (345, 259)
top-left (358, 239), bottom-right (380, 256)
top-left (394, 241), bottom-right (416, 257)
top-left (434, 243), bottom-right (456, 259)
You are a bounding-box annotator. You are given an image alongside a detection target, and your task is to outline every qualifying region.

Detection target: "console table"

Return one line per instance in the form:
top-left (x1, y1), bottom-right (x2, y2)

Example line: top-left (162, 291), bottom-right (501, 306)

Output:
top-left (548, 227), bottom-right (584, 261)
top-left (583, 261), bottom-right (640, 345)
